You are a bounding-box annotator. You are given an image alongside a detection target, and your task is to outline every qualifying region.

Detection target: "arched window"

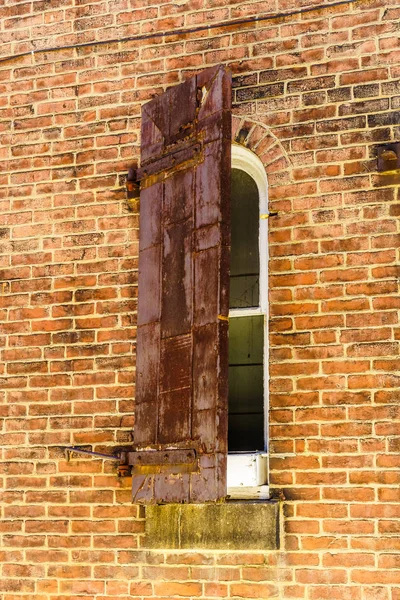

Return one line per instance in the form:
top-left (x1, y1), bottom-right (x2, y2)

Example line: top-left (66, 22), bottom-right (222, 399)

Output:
top-left (227, 144), bottom-right (269, 498)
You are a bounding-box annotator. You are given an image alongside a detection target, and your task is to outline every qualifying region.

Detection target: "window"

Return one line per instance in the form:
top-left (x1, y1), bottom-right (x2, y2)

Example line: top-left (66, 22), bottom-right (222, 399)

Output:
top-left (227, 144), bottom-right (269, 500)
top-left (132, 66), bottom-right (270, 504)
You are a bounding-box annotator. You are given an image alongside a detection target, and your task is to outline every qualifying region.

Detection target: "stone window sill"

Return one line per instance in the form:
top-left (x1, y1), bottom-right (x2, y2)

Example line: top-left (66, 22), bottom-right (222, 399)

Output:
top-left (143, 501), bottom-right (279, 550)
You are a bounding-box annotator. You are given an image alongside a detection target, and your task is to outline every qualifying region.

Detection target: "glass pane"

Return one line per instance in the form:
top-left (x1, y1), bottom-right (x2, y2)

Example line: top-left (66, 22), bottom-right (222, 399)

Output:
top-left (228, 315), bottom-right (264, 365)
top-left (228, 315), bottom-right (264, 451)
top-left (230, 168), bottom-right (260, 309)
top-left (230, 275), bottom-right (259, 311)
top-left (228, 414), bottom-right (264, 452)
top-left (229, 365), bottom-right (263, 414)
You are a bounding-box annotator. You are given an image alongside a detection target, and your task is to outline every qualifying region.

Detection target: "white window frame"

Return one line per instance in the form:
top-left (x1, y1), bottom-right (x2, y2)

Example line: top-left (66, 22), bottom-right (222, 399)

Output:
top-left (227, 143), bottom-right (269, 500)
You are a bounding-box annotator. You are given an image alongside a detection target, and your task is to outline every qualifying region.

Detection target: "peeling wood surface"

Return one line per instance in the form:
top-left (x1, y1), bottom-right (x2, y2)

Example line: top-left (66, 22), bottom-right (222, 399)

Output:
top-left (134, 65), bottom-right (231, 504)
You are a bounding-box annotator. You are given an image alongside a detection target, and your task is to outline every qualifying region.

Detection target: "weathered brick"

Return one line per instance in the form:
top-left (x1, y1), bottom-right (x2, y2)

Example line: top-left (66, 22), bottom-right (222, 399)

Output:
top-left (0, 2), bottom-right (399, 599)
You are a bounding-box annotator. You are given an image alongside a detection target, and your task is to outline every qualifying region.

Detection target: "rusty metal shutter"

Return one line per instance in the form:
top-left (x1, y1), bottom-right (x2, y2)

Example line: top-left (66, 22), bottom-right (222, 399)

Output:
top-left (132, 65), bottom-right (231, 504)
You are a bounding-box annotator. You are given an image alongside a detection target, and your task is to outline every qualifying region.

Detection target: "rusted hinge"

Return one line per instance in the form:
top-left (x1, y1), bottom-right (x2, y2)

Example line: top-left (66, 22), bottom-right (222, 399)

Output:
top-left (60, 446), bottom-right (198, 477)
top-left (126, 165), bottom-right (140, 202)
top-left (137, 143), bottom-right (203, 185)
top-left (127, 449), bottom-right (197, 474)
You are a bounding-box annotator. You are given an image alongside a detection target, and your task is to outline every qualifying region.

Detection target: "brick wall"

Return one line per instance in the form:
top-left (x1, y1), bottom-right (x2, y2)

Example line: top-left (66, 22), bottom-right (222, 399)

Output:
top-left (1, 0), bottom-right (400, 598)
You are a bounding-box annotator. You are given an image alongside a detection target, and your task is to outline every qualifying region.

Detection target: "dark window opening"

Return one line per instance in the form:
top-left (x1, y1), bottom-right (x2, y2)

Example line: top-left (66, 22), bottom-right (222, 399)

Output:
top-left (228, 168), bottom-right (265, 452)
top-left (229, 169), bottom-right (260, 309)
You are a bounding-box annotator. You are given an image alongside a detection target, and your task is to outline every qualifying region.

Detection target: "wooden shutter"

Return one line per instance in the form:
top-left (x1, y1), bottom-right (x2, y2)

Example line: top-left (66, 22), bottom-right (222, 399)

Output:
top-left (132, 65), bottom-right (231, 504)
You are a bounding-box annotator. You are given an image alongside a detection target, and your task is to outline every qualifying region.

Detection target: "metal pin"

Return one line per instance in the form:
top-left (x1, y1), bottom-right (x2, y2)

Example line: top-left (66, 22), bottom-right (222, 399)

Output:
top-left (260, 212), bottom-right (278, 219)
top-left (59, 446), bottom-right (121, 461)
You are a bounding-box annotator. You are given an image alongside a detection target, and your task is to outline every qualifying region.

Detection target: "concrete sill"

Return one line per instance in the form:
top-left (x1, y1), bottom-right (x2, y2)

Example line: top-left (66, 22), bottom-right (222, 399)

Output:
top-left (143, 501), bottom-right (279, 550)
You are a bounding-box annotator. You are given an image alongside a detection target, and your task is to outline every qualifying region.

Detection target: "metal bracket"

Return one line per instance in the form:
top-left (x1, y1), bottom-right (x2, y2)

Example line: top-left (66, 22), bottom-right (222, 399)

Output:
top-left (126, 164), bottom-right (140, 202)
top-left (377, 143), bottom-right (400, 172)
top-left (62, 446), bottom-right (121, 461)
top-left (60, 446), bottom-right (133, 477)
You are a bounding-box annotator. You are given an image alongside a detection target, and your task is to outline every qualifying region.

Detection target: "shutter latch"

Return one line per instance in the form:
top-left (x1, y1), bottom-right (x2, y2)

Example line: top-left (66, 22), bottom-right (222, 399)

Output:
top-left (59, 445), bottom-right (133, 477)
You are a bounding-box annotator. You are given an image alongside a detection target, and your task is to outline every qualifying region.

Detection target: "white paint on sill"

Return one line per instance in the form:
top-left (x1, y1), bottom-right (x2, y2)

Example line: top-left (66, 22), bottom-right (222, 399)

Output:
top-left (227, 452), bottom-right (269, 500)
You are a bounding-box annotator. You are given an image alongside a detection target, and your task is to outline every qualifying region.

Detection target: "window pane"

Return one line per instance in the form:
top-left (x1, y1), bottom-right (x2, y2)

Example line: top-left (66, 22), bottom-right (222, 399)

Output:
top-left (228, 414), bottom-right (264, 453)
top-left (228, 315), bottom-right (264, 451)
top-left (230, 168), bottom-right (260, 309)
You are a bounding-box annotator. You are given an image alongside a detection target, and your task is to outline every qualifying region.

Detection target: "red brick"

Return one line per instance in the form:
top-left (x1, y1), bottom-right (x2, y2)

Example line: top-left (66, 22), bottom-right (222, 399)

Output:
top-left (230, 583), bottom-right (279, 598)
top-left (0, 5), bottom-right (399, 600)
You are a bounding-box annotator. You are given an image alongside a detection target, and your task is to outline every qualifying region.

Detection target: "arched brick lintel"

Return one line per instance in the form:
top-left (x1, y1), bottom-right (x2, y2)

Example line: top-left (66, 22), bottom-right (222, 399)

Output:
top-left (232, 114), bottom-right (294, 186)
